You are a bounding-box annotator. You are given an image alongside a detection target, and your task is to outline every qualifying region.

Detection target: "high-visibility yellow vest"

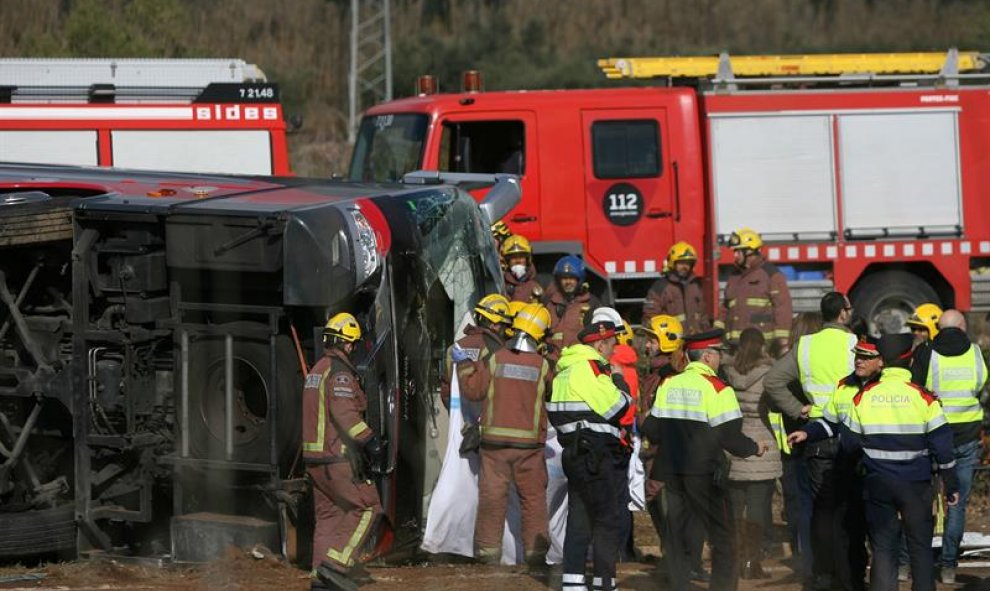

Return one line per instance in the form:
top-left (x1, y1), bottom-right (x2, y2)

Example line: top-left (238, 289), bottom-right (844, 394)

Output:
top-left (926, 344), bottom-right (987, 425)
top-left (768, 411), bottom-right (790, 454)
top-left (548, 344), bottom-right (628, 439)
top-left (797, 328), bottom-right (857, 419)
top-left (651, 361), bottom-right (742, 427)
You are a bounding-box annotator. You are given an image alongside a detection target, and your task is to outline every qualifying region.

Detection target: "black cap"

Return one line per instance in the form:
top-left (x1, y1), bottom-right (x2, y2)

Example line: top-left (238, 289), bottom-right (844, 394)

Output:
top-left (877, 333), bottom-right (914, 363)
top-left (578, 321), bottom-right (617, 344)
top-left (683, 328), bottom-right (729, 351)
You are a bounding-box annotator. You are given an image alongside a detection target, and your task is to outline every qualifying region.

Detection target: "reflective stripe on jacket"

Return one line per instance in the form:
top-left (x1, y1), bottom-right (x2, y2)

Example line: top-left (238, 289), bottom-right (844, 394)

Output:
top-left (926, 344), bottom-right (986, 426)
top-left (302, 349), bottom-right (372, 463)
top-left (797, 327), bottom-right (856, 418)
top-left (547, 344), bottom-right (630, 442)
top-left (474, 348), bottom-right (550, 448)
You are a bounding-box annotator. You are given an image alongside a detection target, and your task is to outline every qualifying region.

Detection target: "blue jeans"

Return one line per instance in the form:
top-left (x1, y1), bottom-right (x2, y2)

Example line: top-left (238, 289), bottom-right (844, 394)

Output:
top-left (782, 453), bottom-right (813, 579)
top-left (940, 440), bottom-right (981, 568)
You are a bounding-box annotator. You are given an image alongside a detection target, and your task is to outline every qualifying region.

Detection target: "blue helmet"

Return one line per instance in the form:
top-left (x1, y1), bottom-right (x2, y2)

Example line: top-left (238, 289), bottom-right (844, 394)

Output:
top-left (553, 255), bottom-right (586, 283)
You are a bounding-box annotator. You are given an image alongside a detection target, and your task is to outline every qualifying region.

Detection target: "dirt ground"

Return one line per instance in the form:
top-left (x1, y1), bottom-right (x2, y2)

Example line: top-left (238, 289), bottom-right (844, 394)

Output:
top-left (3, 490), bottom-right (990, 591)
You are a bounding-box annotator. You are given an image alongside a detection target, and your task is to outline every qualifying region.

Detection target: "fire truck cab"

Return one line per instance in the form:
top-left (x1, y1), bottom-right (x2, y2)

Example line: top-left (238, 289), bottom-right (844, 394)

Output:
top-left (350, 50), bottom-right (990, 333)
top-left (0, 58), bottom-right (290, 176)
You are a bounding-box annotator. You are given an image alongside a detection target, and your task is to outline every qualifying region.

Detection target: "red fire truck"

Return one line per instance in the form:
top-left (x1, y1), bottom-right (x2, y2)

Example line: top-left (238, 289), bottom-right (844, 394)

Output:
top-left (349, 50), bottom-right (990, 332)
top-left (0, 58), bottom-right (290, 176)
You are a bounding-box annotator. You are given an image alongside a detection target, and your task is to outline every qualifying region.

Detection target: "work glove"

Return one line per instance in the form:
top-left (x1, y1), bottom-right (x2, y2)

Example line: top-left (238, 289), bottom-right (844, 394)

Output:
top-left (363, 435), bottom-right (387, 469)
top-left (450, 344), bottom-right (471, 364)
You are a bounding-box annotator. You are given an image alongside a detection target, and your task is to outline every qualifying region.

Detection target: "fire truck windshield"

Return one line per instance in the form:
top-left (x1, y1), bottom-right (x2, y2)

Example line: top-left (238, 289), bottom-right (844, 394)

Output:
top-left (349, 114), bottom-right (428, 182)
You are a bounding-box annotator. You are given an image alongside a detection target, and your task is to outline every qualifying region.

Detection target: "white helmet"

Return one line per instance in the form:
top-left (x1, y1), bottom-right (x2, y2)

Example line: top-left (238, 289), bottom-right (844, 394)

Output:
top-left (590, 306), bottom-right (623, 329)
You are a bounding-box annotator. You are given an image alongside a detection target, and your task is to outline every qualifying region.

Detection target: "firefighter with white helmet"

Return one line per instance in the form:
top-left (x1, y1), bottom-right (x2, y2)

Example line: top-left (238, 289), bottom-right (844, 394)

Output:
top-left (643, 241), bottom-right (710, 334)
top-left (718, 228), bottom-right (793, 349)
top-left (501, 234), bottom-right (544, 303)
top-left (462, 303), bottom-right (553, 564)
top-left (304, 312), bottom-right (385, 591)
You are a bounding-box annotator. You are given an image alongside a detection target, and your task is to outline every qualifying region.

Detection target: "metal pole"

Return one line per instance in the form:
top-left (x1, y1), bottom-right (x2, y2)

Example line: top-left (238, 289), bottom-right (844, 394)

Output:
top-left (181, 331), bottom-right (189, 458)
top-left (384, 0), bottom-right (392, 101)
top-left (225, 334), bottom-right (234, 460)
top-left (348, 0), bottom-right (359, 143)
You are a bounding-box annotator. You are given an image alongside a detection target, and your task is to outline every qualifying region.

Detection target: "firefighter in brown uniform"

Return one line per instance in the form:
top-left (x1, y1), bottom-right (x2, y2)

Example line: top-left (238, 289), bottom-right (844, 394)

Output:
top-left (440, 294), bottom-right (511, 409)
top-left (718, 228), bottom-right (793, 349)
top-left (463, 302), bottom-right (553, 564)
top-left (501, 235), bottom-right (544, 303)
top-left (303, 313), bottom-right (385, 591)
top-left (643, 242), bottom-right (709, 334)
top-left (543, 255), bottom-right (601, 355)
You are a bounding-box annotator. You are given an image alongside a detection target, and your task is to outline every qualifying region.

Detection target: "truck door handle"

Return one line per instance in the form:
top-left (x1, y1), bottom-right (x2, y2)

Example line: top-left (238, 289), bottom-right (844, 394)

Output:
top-left (511, 214), bottom-right (537, 223)
top-left (646, 209), bottom-right (672, 219)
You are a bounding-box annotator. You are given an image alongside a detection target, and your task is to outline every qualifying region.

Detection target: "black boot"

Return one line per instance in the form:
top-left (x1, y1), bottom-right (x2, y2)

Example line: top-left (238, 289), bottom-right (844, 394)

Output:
top-left (316, 564), bottom-right (359, 591)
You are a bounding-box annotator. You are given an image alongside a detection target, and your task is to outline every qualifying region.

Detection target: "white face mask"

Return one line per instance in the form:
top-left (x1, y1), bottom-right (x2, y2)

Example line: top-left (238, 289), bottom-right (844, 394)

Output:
top-left (510, 264), bottom-right (527, 279)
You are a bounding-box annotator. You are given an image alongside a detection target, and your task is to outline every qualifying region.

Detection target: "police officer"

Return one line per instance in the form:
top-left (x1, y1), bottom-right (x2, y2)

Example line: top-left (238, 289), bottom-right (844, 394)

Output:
top-left (303, 313), bottom-right (386, 591)
top-left (764, 291), bottom-right (856, 591)
top-left (844, 334), bottom-right (960, 591)
top-left (544, 255), bottom-right (601, 353)
top-left (501, 235), bottom-right (544, 303)
top-left (718, 228), bottom-right (792, 348)
top-left (643, 241), bottom-right (709, 334)
top-left (548, 320), bottom-right (632, 591)
top-left (788, 339), bottom-right (882, 591)
top-left (642, 328), bottom-right (767, 591)
top-left (463, 303), bottom-right (552, 565)
top-left (441, 294), bottom-right (511, 410)
top-left (912, 310), bottom-right (987, 584)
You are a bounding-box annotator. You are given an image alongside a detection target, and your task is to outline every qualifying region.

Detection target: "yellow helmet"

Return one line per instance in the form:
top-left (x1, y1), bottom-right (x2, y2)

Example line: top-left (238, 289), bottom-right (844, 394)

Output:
top-left (474, 293), bottom-right (511, 325)
top-left (666, 241), bottom-right (698, 267)
top-left (728, 228), bottom-right (763, 251)
top-left (644, 314), bottom-right (684, 353)
top-left (511, 303), bottom-right (551, 341)
top-left (617, 321), bottom-right (634, 346)
top-left (506, 300), bottom-right (528, 319)
top-left (324, 312), bottom-right (362, 343)
top-left (906, 303), bottom-right (943, 339)
top-left (491, 220), bottom-right (511, 241)
top-left (500, 234), bottom-right (532, 258)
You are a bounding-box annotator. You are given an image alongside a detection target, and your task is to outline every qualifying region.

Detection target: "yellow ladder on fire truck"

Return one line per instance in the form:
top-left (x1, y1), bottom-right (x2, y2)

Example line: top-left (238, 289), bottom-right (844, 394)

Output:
top-left (598, 49), bottom-right (987, 80)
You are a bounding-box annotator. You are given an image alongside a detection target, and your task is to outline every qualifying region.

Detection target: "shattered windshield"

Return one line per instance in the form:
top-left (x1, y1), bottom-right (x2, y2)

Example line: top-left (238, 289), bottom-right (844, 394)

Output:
top-left (349, 114), bottom-right (428, 182)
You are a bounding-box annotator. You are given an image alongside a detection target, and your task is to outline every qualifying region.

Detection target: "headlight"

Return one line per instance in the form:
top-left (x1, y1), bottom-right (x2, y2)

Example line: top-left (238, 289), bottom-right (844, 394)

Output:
top-left (349, 206), bottom-right (380, 284)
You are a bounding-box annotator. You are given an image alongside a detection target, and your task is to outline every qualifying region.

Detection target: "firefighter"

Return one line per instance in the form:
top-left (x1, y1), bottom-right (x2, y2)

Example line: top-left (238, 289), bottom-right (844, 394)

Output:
top-left (764, 292), bottom-right (856, 591)
top-left (907, 302), bottom-right (943, 349)
top-left (643, 241), bottom-right (709, 334)
top-left (788, 339), bottom-right (882, 591)
top-left (638, 315), bottom-right (686, 413)
top-left (717, 228), bottom-right (792, 348)
top-left (441, 293), bottom-right (511, 409)
top-left (501, 234), bottom-right (544, 303)
top-left (463, 302), bottom-right (552, 564)
top-left (842, 334), bottom-right (960, 591)
top-left (303, 313), bottom-right (386, 591)
top-left (548, 320), bottom-right (632, 591)
top-left (543, 255), bottom-right (602, 354)
top-left (911, 310), bottom-right (988, 584)
top-left (642, 328), bottom-right (767, 591)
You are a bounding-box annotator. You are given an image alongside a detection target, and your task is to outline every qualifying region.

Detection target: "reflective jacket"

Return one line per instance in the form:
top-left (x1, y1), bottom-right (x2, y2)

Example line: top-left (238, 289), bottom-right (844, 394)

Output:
top-left (547, 344), bottom-right (630, 446)
top-left (803, 371), bottom-right (878, 454)
top-left (926, 338), bottom-right (987, 445)
top-left (503, 263), bottom-right (544, 303)
top-left (644, 361), bottom-right (758, 477)
top-left (847, 367), bottom-right (957, 490)
top-left (440, 324), bottom-right (504, 409)
top-left (543, 283), bottom-right (601, 351)
top-left (464, 347), bottom-right (550, 448)
top-left (718, 257), bottom-right (792, 342)
top-left (642, 272), bottom-right (709, 335)
top-left (796, 327), bottom-right (857, 418)
top-left (302, 349), bottom-right (373, 463)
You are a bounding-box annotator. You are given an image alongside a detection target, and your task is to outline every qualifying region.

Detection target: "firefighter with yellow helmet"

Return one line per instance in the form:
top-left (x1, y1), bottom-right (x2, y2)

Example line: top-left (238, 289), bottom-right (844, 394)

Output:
top-left (718, 228), bottom-right (793, 348)
top-left (463, 303), bottom-right (553, 564)
top-left (303, 313), bottom-right (385, 591)
top-left (501, 234), bottom-right (544, 303)
top-left (907, 302), bottom-right (943, 348)
top-left (442, 294), bottom-right (511, 409)
top-left (644, 241), bottom-right (709, 334)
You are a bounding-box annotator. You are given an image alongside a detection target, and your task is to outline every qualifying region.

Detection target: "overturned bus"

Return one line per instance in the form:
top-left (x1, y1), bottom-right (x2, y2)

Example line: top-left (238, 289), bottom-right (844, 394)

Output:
top-left (0, 164), bottom-right (516, 561)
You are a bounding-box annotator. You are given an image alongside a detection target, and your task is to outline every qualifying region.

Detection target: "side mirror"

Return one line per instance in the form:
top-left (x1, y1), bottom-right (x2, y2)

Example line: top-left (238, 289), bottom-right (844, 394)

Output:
top-left (478, 174), bottom-right (521, 225)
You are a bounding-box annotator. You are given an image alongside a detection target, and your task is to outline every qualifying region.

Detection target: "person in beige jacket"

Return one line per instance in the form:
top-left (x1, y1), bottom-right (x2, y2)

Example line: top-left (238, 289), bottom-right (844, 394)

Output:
top-left (723, 328), bottom-right (782, 580)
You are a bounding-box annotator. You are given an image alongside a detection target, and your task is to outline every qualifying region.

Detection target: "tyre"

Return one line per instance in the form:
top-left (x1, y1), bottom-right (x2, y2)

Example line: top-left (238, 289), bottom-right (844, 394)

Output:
top-left (0, 503), bottom-right (76, 558)
top-left (186, 322), bottom-right (302, 470)
top-left (850, 270), bottom-right (941, 336)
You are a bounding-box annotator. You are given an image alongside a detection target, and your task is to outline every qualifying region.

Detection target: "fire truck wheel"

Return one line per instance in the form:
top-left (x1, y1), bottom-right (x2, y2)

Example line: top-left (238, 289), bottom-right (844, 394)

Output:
top-left (851, 270), bottom-right (940, 336)
top-left (186, 322), bottom-right (302, 470)
top-left (0, 502), bottom-right (76, 558)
